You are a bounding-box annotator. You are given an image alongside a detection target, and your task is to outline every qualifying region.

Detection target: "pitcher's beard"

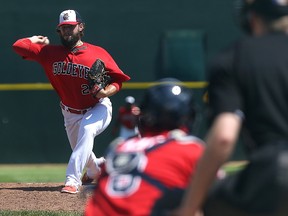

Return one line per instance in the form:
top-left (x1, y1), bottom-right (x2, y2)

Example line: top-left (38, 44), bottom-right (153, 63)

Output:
top-left (60, 34), bottom-right (81, 49)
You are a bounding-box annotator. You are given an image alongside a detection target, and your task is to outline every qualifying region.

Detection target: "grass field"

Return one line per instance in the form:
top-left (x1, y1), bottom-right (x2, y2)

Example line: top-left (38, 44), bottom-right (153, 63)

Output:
top-left (0, 164), bottom-right (71, 216)
top-left (0, 164), bottom-right (67, 183)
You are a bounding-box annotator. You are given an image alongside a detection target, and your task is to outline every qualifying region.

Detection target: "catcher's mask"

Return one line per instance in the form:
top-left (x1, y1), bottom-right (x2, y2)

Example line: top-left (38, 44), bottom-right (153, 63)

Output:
top-left (139, 78), bottom-right (196, 132)
top-left (235, 0), bottom-right (288, 34)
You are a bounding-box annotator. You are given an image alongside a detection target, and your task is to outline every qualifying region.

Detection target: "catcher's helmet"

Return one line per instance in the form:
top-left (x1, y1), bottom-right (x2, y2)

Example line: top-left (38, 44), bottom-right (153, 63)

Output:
top-left (139, 78), bottom-right (195, 132)
top-left (235, 0), bottom-right (288, 33)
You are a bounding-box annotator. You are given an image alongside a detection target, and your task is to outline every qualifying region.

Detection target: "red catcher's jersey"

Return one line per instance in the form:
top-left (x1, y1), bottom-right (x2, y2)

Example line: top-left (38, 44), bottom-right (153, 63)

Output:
top-left (85, 130), bottom-right (205, 216)
top-left (117, 105), bottom-right (139, 129)
top-left (12, 39), bottom-right (130, 109)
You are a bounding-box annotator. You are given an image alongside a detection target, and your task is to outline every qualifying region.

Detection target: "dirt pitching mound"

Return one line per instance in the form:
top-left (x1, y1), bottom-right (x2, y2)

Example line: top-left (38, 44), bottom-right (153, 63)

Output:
top-left (0, 183), bottom-right (94, 212)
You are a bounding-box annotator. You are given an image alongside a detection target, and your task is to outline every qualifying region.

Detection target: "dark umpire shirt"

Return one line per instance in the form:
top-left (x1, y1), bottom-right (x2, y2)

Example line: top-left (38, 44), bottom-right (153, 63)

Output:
top-left (208, 32), bottom-right (288, 151)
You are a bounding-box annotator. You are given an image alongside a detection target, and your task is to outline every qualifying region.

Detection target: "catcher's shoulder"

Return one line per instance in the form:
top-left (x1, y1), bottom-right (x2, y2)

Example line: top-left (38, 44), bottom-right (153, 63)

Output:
top-left (168, 129), bottom-right (205, 147)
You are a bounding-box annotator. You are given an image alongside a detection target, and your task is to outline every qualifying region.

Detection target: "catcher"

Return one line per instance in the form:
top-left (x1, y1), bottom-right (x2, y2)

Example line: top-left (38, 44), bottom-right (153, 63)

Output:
top-left (12, 9), bottom-right (130, 194)
top-left (85, 78), bottom-right (205, 216)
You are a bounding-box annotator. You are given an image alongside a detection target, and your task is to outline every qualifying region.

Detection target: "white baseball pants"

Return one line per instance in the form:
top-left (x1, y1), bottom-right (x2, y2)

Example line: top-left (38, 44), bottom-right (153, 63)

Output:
top-left (61, 97), bottom-right (112, 187)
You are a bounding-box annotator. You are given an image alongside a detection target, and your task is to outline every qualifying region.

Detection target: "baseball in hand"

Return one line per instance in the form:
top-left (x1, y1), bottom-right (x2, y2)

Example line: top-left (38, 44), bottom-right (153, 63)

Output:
top-left (28, 36), bottom-right (50, 45)
top-left (43, 37), bottom-right (50, 45)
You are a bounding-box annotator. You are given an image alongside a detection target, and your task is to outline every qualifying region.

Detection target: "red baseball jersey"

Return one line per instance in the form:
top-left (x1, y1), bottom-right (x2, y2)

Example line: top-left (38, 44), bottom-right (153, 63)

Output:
top-left (12, 39), bottom-right (130, 109)
top-left (85, 130), bottom-right (205, 216)
top-left (117, 105), bottom-right (139, 129)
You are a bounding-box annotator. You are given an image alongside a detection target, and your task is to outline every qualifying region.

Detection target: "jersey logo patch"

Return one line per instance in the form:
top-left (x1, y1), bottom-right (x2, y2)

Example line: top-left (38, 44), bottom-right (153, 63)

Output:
top-left (105, 151), bottom-right (147, 197)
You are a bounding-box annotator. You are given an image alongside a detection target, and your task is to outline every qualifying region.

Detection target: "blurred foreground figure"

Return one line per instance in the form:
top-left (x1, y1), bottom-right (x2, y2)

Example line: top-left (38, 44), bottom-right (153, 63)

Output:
top-left (174, 0), bottom-right (288, 216)
top-left (85, 78), bottom-right (205, 216)
top-left (112, 96), bottom-right (140, 139)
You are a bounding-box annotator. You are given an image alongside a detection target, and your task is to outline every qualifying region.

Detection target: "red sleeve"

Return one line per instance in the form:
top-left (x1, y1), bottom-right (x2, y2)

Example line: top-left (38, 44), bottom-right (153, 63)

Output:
top-left (109, 71), bottom-right (130, 83)
top-left (98, 47), bottom-right (130, 83)
top-left (110, 81), bottom-right (122, 91)
top-left (12, 38), bottom-right (44, 61)
top-left (104, 52), bottom-right (130, 90)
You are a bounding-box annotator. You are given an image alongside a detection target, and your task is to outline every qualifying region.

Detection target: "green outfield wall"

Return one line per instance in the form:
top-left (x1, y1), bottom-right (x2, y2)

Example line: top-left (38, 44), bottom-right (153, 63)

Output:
top-left (1, 0), bottom-right (245, 163)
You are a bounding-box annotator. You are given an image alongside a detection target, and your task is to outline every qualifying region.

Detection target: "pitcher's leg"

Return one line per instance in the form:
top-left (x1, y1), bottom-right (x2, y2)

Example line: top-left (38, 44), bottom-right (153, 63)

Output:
top-left (86, 153), bottom-right (106, 179)
top-left (85, 98), bottom-right (112, 179)
top-left (60, 109), bottom-right (83, 193)
top-left (65, 98), bottom-right (112, 187)
top-left (62, 110), bottom-right (81, 150)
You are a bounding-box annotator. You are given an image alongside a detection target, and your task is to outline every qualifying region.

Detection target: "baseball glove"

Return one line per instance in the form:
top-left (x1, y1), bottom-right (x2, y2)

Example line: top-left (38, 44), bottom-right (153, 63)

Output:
top-left (88, 59), bottom-right (111, 97)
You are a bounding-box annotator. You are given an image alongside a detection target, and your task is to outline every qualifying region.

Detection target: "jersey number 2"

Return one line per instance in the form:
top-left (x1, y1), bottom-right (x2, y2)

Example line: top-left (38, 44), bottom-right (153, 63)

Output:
top-left (81, 84), bottom-right (90, 95)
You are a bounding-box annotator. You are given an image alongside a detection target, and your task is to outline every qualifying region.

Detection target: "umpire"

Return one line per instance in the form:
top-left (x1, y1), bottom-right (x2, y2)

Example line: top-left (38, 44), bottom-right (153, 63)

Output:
top-left (173, 0), bottom-right (288, 216)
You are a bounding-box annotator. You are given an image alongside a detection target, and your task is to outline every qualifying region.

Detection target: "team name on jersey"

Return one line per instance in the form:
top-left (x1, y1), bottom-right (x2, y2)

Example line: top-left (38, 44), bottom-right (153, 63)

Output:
top-left (118, 135), bottom-right (167, 152)
top-left (52, 61), bottom-right (90, 79)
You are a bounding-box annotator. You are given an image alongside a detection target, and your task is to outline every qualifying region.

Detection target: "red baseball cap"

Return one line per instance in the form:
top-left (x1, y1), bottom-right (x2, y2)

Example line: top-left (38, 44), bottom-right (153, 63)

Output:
top-left (58, 9), bottom-right (83, 27)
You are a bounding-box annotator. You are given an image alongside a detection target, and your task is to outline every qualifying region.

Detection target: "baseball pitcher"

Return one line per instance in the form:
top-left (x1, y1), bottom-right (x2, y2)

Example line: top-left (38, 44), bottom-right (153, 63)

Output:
top-left (12, 9), bottom-right (130, 194)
